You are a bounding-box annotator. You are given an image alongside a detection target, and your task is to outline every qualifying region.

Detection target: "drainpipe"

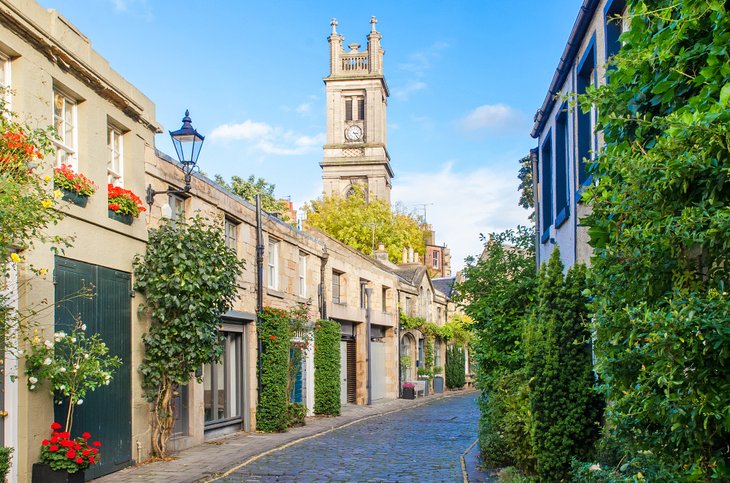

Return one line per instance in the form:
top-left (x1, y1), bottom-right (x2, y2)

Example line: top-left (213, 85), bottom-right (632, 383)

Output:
top-left (255, 194), bottom-right (264, 397)
top-left (397, 290), bottom-right (402, 398)
top-left (319, 246), bottom-right (329, 320)
top-left (365, 286), bottom-right (373, 405)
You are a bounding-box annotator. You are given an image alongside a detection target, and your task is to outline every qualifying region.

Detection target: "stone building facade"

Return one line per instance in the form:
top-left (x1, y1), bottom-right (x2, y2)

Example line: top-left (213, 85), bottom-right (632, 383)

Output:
top-left (531, 0), bottom-right (627, 268)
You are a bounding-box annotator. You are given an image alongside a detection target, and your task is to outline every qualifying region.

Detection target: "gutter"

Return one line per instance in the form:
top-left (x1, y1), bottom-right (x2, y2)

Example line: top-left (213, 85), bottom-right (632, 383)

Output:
top-left (531, 0), bottom-right (600, 138)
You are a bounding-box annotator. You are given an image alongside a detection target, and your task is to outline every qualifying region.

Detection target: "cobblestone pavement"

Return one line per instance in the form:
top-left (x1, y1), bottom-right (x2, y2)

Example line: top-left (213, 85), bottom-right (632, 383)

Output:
top-left (216, 392), bottom-right (479, 482)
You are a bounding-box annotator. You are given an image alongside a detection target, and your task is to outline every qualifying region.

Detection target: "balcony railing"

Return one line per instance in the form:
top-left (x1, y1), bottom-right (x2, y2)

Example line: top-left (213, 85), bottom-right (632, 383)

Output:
top-left (341, 54), bottom-right (369, 73)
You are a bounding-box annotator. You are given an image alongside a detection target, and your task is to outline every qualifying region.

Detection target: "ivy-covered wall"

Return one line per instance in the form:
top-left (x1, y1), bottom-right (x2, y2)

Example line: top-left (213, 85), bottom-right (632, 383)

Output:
top-left (256, 307), bottom-right (291, 432)
top-left (313, 319), bottom-right (340, 416)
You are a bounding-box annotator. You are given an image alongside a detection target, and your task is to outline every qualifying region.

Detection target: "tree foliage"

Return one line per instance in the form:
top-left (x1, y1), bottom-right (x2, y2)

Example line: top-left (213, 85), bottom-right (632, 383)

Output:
top-left (133, 215), bottom-right (243, 456)
top-left (214, 174), bottom-right (289, 219)
top-left (445, 345), bottom-right (465, 389)
top-left (581, 1), bottom-right (730, 479)
top-left (525, 249), bottom-right (602, 480)
top-left (517, 154), bottom-right (534, 220)
top-left (303, 185), bottom-right (425, 263)
top-left (313, 319), bottom-right (341, 416)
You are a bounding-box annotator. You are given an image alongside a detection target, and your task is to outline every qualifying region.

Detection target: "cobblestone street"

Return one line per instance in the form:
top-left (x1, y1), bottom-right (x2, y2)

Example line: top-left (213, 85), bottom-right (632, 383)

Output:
top-left (217, 392), bottom-right (479, 482)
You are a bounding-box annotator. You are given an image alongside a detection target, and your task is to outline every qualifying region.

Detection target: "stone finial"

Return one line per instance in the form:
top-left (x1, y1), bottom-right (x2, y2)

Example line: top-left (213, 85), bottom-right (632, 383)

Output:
top-left (330, 18), bottom-right (338, 34)
top-left (348, 43), bottom-right (361, 52)
top-left (370, 16), bottom-right (378, 32)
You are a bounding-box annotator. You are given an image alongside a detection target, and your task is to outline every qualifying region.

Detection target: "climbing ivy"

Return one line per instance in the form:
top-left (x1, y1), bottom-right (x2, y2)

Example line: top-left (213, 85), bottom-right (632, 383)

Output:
top-left (313, 319), bottom-right (340, 416)
top-left (133, 215), bottom-right (243, 456)
top-left (580, 1), bottom-right (730, 479)
top-left (256, 307), bottom-right (291, 432)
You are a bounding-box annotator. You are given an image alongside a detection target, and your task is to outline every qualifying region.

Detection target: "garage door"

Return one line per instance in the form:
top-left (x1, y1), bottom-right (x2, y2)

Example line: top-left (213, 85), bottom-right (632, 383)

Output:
top-left (371, 340), bottom-right (385, 401)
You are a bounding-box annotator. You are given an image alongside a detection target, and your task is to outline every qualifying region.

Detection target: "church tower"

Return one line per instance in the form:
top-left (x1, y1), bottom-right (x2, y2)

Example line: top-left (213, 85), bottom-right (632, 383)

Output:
top-left (321, 17), bottom-right (393, 203)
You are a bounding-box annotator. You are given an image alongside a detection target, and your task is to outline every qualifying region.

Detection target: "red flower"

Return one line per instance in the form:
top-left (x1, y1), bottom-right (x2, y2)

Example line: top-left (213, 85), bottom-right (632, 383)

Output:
top-left (74, 442), bottom-right (81, 450)
top-left (42, 439), bottom-right (50, 446)
top-left (82, 432), bottom-right (91, 439)
top-left (49, 445), bottom-right (59, 452)
top-left (82, 449), bottom-right (90, 457)
top-left (66, 449), bottom-right (76, 459)
top-left (269, 335), bottom-right (277, 340)
top-left (93, 441), bottom-right (101, 448)
top-left (51, 422), bottom-right (62, 430)
top-left (91, 448), bottom-right (99, 455)
top-left (89, 456), bottom-right (95, 464)
top-left (75, 457), bottom-right (83, 464)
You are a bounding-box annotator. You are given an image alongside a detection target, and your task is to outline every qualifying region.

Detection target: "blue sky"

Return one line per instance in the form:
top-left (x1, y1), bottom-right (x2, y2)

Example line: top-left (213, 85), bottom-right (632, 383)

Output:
top-left (40, 0), bottom-right (583, 271)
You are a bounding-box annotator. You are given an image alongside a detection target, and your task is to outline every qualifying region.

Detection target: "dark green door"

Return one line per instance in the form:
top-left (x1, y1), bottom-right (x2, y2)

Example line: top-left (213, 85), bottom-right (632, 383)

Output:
top-left (54, 257), bottom-right (132, 480)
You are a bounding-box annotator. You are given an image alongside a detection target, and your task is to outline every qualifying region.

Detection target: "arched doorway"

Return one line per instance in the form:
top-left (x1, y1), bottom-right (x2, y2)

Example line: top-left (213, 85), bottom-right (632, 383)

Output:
top-left (400, 333), bottom-right (416, 382)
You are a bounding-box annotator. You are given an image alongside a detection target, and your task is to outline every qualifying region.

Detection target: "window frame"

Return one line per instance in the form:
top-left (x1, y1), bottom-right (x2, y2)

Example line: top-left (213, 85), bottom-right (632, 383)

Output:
top-left (540, 129), bottom-right (553, 244)
top-left (432, 250), bottom-right (440, 269)
top-left (298, 252), bottom-right (307, 297)
top-left (267, 238), bottom-right (280, 290)
top-left (0, 52), bottom-right (11, 107)
top-left (224, 218), bottom-right (238, 253)
top-left (554, 103), bottom-right (570, 228)
top-left (576, 34), bottom-right (597, 192)
top-left (52, 88), bottom-right (78, 170)
top-left (332, 270), bottom-right (342, 305)
top-left (107, 124), bottom-right (124, 186)
top-left (203, 329), bottom-right (243, 427)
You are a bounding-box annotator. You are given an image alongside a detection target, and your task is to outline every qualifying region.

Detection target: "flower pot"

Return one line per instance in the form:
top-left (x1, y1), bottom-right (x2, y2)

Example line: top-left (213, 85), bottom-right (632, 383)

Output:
top-left (402, 387), bottom-right (415, 399)
top-left (433, 375), bottom-right (444, 393)
top-left (60, 188), bottom-right (89, 208)
top-left (32, 463), bottom-right (84, 483)
top-left (418, 377), bottom-right (430, 396)
top-left (108, 209), bottom-right (133, 225)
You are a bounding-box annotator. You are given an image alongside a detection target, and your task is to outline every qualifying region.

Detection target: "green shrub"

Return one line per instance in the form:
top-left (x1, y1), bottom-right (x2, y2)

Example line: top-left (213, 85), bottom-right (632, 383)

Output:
top-left (287, 402), bottom-right (307, 428)
top-left (313, 319), bottom-right (340, 416)
top-left (256, 307), bottom-right (291, 432)
top-left (0, 447), bottom-right (13, 481)
top-left (445, 345), bottom-right (465, 389)
top-left (525, 249), bottom-right (602, 480)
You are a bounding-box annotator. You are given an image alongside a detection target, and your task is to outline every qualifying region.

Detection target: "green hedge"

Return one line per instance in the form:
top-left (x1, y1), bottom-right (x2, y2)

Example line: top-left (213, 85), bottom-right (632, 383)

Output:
top-left (256, 307), bottom-right (291, 432)
top-left (314, 319), bottom-right (340, 416)
top-left (0, 447), bottom-right (12, 482)
top-left (446, 345), bottom-right (466, 389)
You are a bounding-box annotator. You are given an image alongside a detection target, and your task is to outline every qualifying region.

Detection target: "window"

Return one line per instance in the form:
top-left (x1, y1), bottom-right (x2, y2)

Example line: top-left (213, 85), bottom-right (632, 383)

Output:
top-left (345, 98), bottom-right (353, 121)
top-left (53, 89), bottom-right (77, 169)
top-left (381, 286), bottom-right (388, 313)
top-left (434, 339), bottom-right (442, 368)
top-left (168, 193), bottom-right (186, 223)
top-left (605, 0), bottom-right (627, 62)
top-left (267, 239), bottom-right (279, 290)
top-left (540, 131), bottom-right (553, 244)
top-left (0, 52), bottom-right (10, 105)
top-left (298, 253), bottom-right (307, 297)
top-left (357, 98), bottom-right (365, 120)
top-left (332, 270), bottom-right (342, 305)
top-left (432, 250), bottom-right (440, 269)
top-left (405, 296), bottom-right (413, 316)
top-left (555, 105), bottom-right (569, 227)
top-left (225, 218), bottom-right (238, 253)
top-left (107, 125), bottom-right (123, 186)
top-left (359, 279), bottom-right (368, 309)
top-left (344, 96), bottom-right (365, 121)
top-left (577, 37), bottom-right (597, 187)
top-left (203, 330), bottom-right (242, 425)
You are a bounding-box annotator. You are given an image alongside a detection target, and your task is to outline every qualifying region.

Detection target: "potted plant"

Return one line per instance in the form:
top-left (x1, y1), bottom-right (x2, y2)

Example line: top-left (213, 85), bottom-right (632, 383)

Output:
top-left (32, 423), bottom-right (101, 483)
top-left (53, 164), bottom-right (96, 207)
top-left (402, 381), bottom-right (416, 400)
top-left (107, 184), bottom-right (145, 224)
top-left (24, 319), bottom-right (121, 482)
top-left (417, 368), bottom-right (432, 396)
top-left (433, 366), bottom-right (445, 393)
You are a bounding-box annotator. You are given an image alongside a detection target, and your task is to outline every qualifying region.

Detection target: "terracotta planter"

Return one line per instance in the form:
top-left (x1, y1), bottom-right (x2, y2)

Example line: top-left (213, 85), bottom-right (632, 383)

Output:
top-left (32, 463), bottom-right (84, 483)
top-left (60, 188), bottom-right (89, 207)
top-left (108, 209), bottom-right (133, 225)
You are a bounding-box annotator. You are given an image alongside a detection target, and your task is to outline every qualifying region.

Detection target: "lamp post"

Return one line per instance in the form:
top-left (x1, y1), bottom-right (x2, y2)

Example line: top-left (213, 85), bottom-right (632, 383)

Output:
top-left (146, 110), bottom-right (205, 206)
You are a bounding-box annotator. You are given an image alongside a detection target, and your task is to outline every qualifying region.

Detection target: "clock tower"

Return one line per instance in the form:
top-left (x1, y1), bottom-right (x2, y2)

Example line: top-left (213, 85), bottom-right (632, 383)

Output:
top-left (321, 17), bottom-right (393, 203)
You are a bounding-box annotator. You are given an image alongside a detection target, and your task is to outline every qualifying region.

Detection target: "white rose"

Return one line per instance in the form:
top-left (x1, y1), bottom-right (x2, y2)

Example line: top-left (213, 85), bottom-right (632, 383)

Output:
top-left (58, 367), bottom-right (66, 373)
top-left (84, 354), bottom-right (89, 359)
top-left (76, 399), bottom-right (83, 405)
top-left (81, 324), bottom-right (87, 331)
top-left (29, 384), bottom-right (36, 390)
top-left (44, 340), bottom-right (53, 349)
top-left (29, 376), bottom-right (38, 384)
top-left (70, 337), bottom-right (76, 343)
top-left (59, 384), bottom-right (65, 390)
top-left (43, 357), bottom-right (52, 365)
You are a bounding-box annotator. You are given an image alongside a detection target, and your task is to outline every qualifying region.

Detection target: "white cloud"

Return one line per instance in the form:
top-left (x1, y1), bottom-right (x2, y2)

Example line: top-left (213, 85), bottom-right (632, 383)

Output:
top-left (209, 119), bottom-right (323, 156)
top-left (394, 80), bottom-right (427, 100)
top-left (295, 103), bottom-right (312, 114)
top-left (458, 103), bottom-right (527, 133)
top-left (392, 162), bottom-right (530, 273)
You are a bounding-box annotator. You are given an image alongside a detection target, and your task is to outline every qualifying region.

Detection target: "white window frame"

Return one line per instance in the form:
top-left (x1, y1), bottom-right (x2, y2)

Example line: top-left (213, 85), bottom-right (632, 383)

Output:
top-left (107, 125), bottom-right (123, 186)
top-left (225, 218), bottom-right (238, 253)
top-left (432, 250), bottom-right (440, 269)
top-left (0, 52), bottom-right (11, 108)
top-left (52, 89), bottom-right (78, 170)
top-left (267, 239), bottom-right (279, 290)
top-left (298, 253), bottom-right (307, 297)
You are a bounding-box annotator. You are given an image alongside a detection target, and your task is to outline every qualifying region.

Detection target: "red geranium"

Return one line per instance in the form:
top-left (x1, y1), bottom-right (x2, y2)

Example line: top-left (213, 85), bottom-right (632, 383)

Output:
top-left (107, 184), bottom-right (146, 217)
top-left (53, 164), bottom-right (96, 197)
top-left (38, 423), bottom-right (101, 474)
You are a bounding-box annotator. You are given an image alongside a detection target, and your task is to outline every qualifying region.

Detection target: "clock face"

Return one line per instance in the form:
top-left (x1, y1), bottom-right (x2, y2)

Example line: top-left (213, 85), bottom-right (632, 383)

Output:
top-left (345, 125), bottom-right (363, 141)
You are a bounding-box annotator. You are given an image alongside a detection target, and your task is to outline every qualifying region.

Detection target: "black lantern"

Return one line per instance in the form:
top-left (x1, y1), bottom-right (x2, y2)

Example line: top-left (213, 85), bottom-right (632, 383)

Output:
top-left (146, 110), bottom-right (205, 206)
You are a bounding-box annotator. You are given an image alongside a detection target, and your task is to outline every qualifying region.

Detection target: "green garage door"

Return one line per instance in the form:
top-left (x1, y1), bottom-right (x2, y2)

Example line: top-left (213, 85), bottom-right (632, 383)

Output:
top-left (54, 256), bottom-right (132, 480)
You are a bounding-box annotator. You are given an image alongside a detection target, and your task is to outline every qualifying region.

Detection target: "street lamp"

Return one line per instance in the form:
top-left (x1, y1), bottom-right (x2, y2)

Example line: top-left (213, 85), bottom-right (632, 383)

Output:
top-left (146, 110), bottom-right (205, 206)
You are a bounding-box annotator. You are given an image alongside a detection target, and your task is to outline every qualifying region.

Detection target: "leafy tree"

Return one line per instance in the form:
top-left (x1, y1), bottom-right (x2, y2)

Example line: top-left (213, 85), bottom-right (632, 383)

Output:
top-left (445, 345), bottom-right (465, 389)
top-left (517, 154), bottom-right (534, 220)
top-left (133, 215), bottom-right (243, 456)
top-left (525, 249), bottom-right (601, 480)
top-left (581, 1), bottom-right (730, 479)
top-left (303, 185), bottom-right (425, 263)
top-left (214, 174), bottom-right (289, 219)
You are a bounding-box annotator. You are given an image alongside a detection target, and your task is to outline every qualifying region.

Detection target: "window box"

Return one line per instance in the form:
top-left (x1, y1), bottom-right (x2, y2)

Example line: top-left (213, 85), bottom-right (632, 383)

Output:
top-left (108, 209), bottom-right (132, 225)
top-left (60, 188), bottom-right (89, 208)
top-left (32, 463), bottom-right (84, 483)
